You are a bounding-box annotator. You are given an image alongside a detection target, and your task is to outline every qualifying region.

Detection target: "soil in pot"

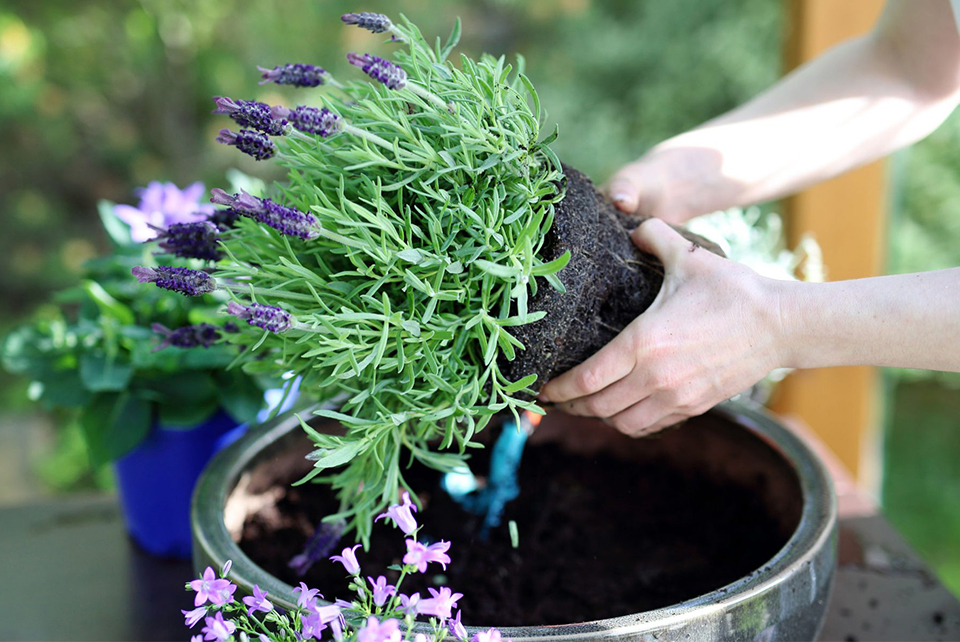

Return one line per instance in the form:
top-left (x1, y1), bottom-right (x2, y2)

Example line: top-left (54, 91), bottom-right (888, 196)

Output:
top-left (236, 413), bottom-right (800, 627)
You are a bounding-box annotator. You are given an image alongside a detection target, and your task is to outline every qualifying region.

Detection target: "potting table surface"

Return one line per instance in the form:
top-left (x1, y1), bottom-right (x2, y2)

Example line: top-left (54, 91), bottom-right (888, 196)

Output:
top-left (1, 418), bottom-right (958, 642)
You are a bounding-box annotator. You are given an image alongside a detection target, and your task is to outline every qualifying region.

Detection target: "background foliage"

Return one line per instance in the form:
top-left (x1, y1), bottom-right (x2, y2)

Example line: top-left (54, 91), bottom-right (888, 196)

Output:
top-left (1, 0), bottom-right (957, 594)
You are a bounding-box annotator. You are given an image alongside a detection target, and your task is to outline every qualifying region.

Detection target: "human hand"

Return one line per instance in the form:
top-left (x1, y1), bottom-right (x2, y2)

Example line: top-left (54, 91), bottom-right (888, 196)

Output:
top-left (538, 219), bottom-right (786, 437)
top-left (603, 144), bottom-right (732, 225)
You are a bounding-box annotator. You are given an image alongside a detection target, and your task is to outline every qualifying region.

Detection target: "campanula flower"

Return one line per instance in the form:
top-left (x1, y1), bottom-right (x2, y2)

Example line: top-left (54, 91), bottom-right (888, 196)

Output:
top-left (293, 581), bottom-right (322, 609)
top-left (367, 575), bottom-right (397, 607)
top-left (376, 491), bottom-right (418, 534)
top-left (356, 617), bottom-right (401, 642)
top-left (182, 607), bottom-right (206, 628)
top-left (403, 539), bottom-right (451, 573)
top-left (418, 587), bottom-right (462, 621)
top-left (242, 584), bottom-right (273, 616)
top-left (331, 544), bottom-right (362, 575)
top-left (449, 610), bottom-right (467, 641)
top-left (201, 611), bottom-right (236, 641)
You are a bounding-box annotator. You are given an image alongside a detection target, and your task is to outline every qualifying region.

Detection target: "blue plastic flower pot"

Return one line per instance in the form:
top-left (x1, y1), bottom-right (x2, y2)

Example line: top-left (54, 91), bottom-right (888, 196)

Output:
top-left (114, 410), bottom-right (246, 559)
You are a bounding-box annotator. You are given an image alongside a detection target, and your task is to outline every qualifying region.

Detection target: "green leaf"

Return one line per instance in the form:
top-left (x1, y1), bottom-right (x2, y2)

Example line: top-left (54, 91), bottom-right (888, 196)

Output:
top-left (299, 439), bottom-right (366, 477)
top-left (396, 249), bottom-right (424, 264)
top-left (503, 373), bottom-right (537, 394)
top-left (532, 250), bottom-right (572, 276)
top-left (79, 352), bottom-right (133, 392)
top-left (97, 200), bottom-right (135, 247)
top-left (215, 369), bottom-right (265, 424)
top-left (439, 17), bottom-right (461, 62)
top-left (79, 392), bottom-right (152, 465)
top-left (38, 369), bottom-right (94, 409)
top-left (473, 259), bottom-right (521, 278)
top-left (158, 398), bottom-right (218, 428)
top-left (82, 280), bottom-right (135, 326)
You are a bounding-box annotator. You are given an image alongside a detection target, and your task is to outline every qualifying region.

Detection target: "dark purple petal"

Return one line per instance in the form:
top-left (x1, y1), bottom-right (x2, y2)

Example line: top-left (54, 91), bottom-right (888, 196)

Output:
top-left (132, 266), bottom-right (216, 296)
top-left (283, 106), bottom-right (342, 138)
top-left (341, 12), bottom-right (392, 33)
top-left (212, 96), bottom-right (286, 136)
top-left (155, 221), bottom-right (222, 261)
top-left (226, 301), bottom-right (292, 334)
top-left (209, 189), bottom-right (318, 240)
top-left (258, 63), bottom-right (328, 87)
top-left (347, 52), bottom-right (406, 90)
top-left (152, 323), bottom-right (221, 351)
top-left (217, 128), bottom-right (276, 161)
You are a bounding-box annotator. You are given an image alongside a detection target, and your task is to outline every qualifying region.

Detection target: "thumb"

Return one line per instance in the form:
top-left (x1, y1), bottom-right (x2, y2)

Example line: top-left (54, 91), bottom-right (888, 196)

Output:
top-left (630, 218), bottom-right (691, 266)
top-left (605, 165), bottom-right (644, 213)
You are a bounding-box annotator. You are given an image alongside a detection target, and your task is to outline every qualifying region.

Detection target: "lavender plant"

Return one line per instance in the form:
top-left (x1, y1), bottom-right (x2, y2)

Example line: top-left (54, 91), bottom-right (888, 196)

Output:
top-left (182, 495), bottom-right (509, 642)
top-left (134, 13), bottom-right (567, 540)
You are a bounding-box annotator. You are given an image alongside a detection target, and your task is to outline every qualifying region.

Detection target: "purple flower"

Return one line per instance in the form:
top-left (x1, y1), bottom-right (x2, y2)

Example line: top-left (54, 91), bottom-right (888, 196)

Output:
top-left (347, 53), bottom-right (407, 90)
top-left (271, 105), bottom-right (342, 138)
top-left (311, 604), bottom-right (345, 641)
top-left (356, 617), bottom-right (402, 642)
top-left (341, 12), bottom-right (392, 33)
top-left (403, 539), bottom-right (451, 573)
top-left (208, 208), bottom-right (241, 231)
top-left (152, 323), bottom-right (220, 351)
top-left (367, 575), bottom-right (396, 607)
top-left (201, 611), bottom-right (236, 641)
top-left (414, 635), bottom-right (430, 642)
top-left (449, 610), bottom-right (467, 641)
top-left (212, 97), bottom-right (286, 136)
top-left (182, 607), bottom-right (206, 628)
top-left (132, 266), bottom-right (217, 297)
top-left (188, 566), bottom-right (237, 606)
top-left (293, 581), bottom-right (322, 609)
top-left (226, 301), bottom-right (293, 334)
top-left (191, 635), bottom-right (203, 642)
top-left (398, 592), bottom-right (421, 616)
top-left (221, 560), bottom-right (232, 577)
top-left (289, 519), bottom-right (346, 576)
top-left (155, 221), bottom-right (222, 261)
top-left (418, 586), bottom-right (462, 621)
top-left (330, 543), bottom-right (362, 575)
top-left (259, 63), bottom-right (328, 87)
top-left (471, 629), bottom-right (509, 642)
top-left (210, 188), bottom-right (319, 240)
top-left (113, 181), bottom-right (214, 243)
top-left (217, 128), bottom-right (277, 161)
top-left (375, 491), bottom-right (418, 534)
top-left (242, 584), bottom-right (273, 616)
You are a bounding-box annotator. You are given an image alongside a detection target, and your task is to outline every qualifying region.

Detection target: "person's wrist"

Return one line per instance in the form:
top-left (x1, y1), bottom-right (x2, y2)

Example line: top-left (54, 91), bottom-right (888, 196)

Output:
top-left (758, 277), bottom-right (806, 371)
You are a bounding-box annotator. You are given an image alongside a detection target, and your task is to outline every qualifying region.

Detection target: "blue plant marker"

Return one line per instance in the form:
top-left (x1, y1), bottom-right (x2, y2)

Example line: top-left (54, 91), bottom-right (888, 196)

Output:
top-left (443, 413), bottom-right (536, 539)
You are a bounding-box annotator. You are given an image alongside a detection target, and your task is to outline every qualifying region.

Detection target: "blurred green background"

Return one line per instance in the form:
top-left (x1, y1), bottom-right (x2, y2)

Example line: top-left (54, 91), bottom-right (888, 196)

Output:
top-left (1, 0), bottom-right (957, 595)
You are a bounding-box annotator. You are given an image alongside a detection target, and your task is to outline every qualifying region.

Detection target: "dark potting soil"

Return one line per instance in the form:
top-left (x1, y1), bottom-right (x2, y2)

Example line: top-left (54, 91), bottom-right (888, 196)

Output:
top-left (238, 425), bottom-right (788, 627)
top-left (499, 165), bottom-right (723, 389)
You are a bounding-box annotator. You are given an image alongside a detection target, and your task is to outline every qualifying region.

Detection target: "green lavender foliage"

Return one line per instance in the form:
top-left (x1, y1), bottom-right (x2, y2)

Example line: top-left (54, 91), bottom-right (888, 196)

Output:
top-left (217, 16), bottom-right (566, 541)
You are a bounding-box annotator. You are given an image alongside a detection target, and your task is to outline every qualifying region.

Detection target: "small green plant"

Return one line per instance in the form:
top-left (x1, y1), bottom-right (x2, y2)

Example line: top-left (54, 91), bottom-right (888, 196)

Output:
top-left (133, 14), bottom-right (567, 541)
top-left (1, 182), bottom-right (268, 465)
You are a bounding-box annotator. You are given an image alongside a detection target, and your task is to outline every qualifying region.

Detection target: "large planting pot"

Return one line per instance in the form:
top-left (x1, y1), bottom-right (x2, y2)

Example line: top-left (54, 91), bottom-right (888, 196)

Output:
top-left (192, 400), bottom-right (837, 641)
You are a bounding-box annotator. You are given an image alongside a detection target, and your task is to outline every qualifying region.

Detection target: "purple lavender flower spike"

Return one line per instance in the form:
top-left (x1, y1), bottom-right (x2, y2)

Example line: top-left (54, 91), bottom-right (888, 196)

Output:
top-left (226, 301), bottom-right (293, 334)
top-left (210, 188), bottom-right (319, 240)
top-left (182, 607), bottom-right (206, 628)
top-left (449, 610), bottom-right (467, 641)
top-left (289, 519), bottom-right (346, 575)
top-left (216, 128), bottom-right (276, 161)
top-left (272, 105), bottom-right (342, 138)
top-left (341, 12), bottom-right (392, 33)
top-left (330, 543), bottom-right (362, 575)
top-left (212, 97), bottom-right (286, 136)
top-left (367, 575), bottom-right (397, 607)
top-left (347, 53), bottom-right (407, 90)
top-left (403, 539), bottom-right (451, 573)
top-left (113, 181), bottom-right (214, 243)
top-left (154, 221), bottom-right (222, 261)
top-left (418, 587), bottom-right (462, 621)
top-left (201, 611), bottom-right (236, 641)
top-left (258, 63), bottom-right (328, 87)
top-left (152, 323), bottom-right (220, 351)
top-left (242, 584), bottom-right (273, 616)
top-left (133, 266), bottom-right (216, 297)
top-left (375, 491), bottom-right (418, 534)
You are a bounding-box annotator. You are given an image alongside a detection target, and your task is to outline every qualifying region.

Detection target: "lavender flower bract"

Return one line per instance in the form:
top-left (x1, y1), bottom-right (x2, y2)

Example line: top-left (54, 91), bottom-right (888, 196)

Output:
top-left (217, 128), bottom-right (277, 161)
top-left (155, 221), bottom-right (222, 261)
top-left (152, 323), bottom-right (220, 351)
top-left (341, 12), bottom-right (392, 33)
top-left (132, 266), bottom-right (216, 297)
top-left (347, 53), bottom-right (407, 90)
top-left (212, 97), bottom-right (286, 136)
top-left (226, 301), bottom-right (293, 334)
top-left (272, 105), bottom-right (342, 138)
top-left (210, 188), bottom-right (319, 240)
top-left (258, 63), bottom-right (328, 87)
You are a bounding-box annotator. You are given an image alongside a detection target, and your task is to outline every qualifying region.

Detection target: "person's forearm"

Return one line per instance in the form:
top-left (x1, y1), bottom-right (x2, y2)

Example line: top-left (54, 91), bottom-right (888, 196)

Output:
top-left (634, 0), bottom-right (960, 219)
top-left (777, 269), bottom-right (960, 372)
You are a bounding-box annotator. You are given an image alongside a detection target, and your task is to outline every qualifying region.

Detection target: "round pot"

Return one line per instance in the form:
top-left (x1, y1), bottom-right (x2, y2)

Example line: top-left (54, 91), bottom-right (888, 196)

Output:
top-left (116, 409), bottom-right (246, 558)
top-left (192, 401), bottom-right (837, 641)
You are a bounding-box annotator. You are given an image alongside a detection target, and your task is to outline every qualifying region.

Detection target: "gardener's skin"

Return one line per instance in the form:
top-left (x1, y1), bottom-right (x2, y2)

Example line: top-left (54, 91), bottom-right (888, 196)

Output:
top-left (539, 0), bottom-right (960, 437)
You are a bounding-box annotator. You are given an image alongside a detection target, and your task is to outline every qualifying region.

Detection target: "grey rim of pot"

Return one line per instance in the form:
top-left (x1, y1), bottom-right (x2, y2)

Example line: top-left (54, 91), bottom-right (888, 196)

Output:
top-left (192, 399), bottom-right (838, 642)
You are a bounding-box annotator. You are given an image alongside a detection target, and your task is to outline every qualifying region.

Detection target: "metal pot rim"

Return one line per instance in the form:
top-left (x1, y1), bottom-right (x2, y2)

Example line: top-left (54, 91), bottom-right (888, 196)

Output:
top-left (192, 399), bottom-right (837, 640)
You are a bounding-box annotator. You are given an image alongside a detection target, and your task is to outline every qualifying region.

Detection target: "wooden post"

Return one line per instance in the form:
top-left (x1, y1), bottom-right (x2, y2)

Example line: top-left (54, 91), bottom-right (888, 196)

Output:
top-left (770, 0), bottom-right (887, 491)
